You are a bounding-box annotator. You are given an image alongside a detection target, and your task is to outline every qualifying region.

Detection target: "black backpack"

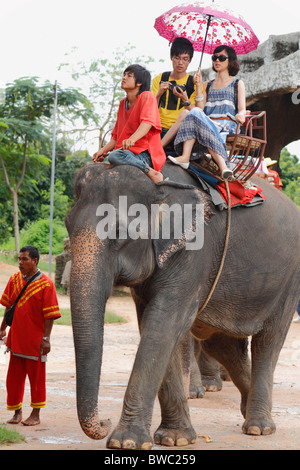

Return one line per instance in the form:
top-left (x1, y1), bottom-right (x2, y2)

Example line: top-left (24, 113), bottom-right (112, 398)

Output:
top-left (159, 71), bottom-right (195, 111)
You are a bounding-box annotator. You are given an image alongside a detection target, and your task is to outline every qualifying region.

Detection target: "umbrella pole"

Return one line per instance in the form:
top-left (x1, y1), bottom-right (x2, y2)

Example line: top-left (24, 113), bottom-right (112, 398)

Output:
top-left (198, 14), bottom-right (212, 73)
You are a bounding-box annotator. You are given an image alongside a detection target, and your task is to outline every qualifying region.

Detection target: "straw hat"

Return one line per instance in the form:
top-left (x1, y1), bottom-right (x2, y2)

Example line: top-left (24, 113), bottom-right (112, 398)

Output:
top-left (264, 157), bottom-right (277, 167)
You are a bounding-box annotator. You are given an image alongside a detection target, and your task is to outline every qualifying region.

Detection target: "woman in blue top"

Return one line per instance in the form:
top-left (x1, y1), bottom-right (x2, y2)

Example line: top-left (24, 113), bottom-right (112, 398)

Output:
top-left (168, 45), bottom-right (246, 181)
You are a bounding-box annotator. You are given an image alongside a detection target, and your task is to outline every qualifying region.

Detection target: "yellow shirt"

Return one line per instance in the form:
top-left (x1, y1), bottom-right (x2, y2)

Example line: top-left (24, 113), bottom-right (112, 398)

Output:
top-left (151, 73), bottom-right (196, 130)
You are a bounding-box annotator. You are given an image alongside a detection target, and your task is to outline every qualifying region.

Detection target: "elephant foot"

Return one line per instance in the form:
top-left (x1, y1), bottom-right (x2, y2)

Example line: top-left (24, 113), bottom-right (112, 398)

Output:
top-left (242, 417), bottom-right (276, 436)
top-left (154, 425), bottom-right (197, 447)
top-left (220, 366), bottom-right (231, 382)
top-left (201, 374), bottom-right (223, 392)
top-left (106, 424), bottom-right (153, 450)
top-left (189, 384), bottom-right (205, 399)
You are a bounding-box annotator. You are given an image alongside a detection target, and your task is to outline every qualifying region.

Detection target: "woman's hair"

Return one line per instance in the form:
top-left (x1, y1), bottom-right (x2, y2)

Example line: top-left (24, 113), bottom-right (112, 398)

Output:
top-left (213, 45), bottom-right (240, 76)
top-left (124, 64), bottom-right (151, 95)
top-left (170, 37), bottom-right (194, 61)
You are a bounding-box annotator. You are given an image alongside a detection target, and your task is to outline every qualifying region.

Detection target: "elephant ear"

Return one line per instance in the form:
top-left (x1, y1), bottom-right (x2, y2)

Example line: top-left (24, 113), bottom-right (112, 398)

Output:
top-left (152, 181), bottom-right (213, 268)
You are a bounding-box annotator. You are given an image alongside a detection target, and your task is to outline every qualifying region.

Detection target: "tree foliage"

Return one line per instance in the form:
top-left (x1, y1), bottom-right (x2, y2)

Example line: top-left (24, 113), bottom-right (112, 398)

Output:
top-left (280, 147), bottom-right (300, 208)
top-left (59, 44), bottom-right (157, 149)
top-left (0, 77), bottom-right (94, 252)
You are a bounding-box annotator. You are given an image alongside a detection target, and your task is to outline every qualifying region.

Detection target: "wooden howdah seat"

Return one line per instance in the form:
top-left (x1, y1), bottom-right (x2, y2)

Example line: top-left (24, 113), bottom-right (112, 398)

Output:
top-left (191, 111), bottom-right (267, 183)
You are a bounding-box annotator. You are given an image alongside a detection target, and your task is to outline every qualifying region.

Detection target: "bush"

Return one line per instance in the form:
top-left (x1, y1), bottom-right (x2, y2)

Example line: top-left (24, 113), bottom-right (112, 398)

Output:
top-left (1, 218), bottom-right (68, 254)
top-left (280, 148), bottom-right (300, 208)
top-left (21, 218), bottom-right (68, 254)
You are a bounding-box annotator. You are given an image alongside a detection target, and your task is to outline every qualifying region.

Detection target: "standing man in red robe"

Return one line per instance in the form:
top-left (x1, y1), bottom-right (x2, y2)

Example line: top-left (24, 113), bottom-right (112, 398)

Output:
top-left (0, 245), bottom-right (61, 426)
top-left (93, 64), bottom-right (166, 183)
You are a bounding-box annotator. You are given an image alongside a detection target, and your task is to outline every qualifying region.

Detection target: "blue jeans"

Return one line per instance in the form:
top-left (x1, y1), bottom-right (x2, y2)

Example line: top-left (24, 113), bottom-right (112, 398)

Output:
top-left (108, 149), bottom-right (152, 173)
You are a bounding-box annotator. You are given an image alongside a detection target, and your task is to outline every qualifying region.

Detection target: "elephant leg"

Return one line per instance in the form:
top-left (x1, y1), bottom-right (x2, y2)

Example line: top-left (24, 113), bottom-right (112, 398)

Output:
top-left (243, 311), bottom-right (294, 436)
top-left (201, 333), bottom-right (251, 418)
top-left (106, 296), bottom-right (198, 449)
top-left (189, 354), bottom-right (205, 398)
top-left (154, 345), bottom-right (197, 447)
top-left (179, 332), bottom-right (193, 398)
top-left (194, 338), bottom-right (223, 392)
top-left (178, 332), bottom-right (205, 399)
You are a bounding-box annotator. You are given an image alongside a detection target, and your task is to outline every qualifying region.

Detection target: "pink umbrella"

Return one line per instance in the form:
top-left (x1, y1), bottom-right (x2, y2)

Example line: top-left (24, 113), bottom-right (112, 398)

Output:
top-left (154, 1), bottom-right (260, 68)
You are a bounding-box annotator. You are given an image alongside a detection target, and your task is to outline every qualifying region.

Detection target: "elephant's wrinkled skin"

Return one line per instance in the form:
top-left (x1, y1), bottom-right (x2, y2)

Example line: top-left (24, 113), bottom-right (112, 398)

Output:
top-left (66, 162), bottom-right (300, 449)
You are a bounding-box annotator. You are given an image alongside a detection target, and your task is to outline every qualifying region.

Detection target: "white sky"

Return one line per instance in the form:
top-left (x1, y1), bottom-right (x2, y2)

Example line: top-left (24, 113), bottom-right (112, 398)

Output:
top-left (1, 0), bottom-right (300, 156)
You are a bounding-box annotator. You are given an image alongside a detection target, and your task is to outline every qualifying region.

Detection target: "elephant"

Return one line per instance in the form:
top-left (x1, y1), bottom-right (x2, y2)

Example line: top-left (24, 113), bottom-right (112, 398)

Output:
top-left (65, 161), bottom-right (300, 449)
top-left (178, 334), bottom-right (227, 399)
top-left (190, 337), bottom-right (228, 397)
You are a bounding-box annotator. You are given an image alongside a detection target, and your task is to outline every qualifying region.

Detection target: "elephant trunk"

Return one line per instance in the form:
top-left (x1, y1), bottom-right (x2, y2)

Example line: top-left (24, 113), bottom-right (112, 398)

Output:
top-left (69, 228), bottom-right (113, 440)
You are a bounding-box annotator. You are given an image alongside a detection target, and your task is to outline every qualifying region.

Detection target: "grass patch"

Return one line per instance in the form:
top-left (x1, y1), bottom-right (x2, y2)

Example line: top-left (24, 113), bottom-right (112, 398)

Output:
top-left (0, 424), bottom-right (25, 445)
top-left (0, 253), bottom-right (18, 265)
top-left (56, 308), bottom-right (126, 325)
top-left (104, 311), bottom-right (127, 324)
top-left (0, 253), bottom-right (54, 273)
top-left (0, 307), bottom-right (127, 325)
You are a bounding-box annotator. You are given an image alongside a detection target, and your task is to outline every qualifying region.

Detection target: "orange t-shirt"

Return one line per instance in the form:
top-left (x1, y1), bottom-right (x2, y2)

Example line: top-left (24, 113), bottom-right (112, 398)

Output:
top-left (112, 91), bottom-right (166, 171)
top-left (1, 272), bottom-right (61, 358)
top-left (268, 169), bottom-right (283, 189)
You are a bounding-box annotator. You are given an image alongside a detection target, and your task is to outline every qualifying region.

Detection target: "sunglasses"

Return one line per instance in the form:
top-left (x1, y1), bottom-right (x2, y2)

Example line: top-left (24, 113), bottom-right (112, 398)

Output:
top-left (211, 54), bottom-right (229, 62)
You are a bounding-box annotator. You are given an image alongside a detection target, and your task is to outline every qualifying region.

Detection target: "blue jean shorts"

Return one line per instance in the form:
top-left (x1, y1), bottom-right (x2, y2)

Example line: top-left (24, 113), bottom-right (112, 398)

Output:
top-left (108, 149), bottom-right (152, 173)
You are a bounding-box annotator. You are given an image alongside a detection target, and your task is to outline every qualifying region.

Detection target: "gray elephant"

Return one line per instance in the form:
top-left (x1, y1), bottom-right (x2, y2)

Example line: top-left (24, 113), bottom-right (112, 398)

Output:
top-left (189, 337), bottom-right (228, 397)
top-left (66, 161), bottom-right (300, 449)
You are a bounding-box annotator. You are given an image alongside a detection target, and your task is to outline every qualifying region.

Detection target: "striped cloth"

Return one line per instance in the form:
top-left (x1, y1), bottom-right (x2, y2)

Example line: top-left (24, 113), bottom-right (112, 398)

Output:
top-left (204, 78), bottom-right (238, 142)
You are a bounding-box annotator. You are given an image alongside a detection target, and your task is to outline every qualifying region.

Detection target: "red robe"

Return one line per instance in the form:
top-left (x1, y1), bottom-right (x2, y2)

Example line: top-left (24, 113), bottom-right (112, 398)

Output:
top-left (217, 180), bottom-right (266, 207)
top-left (112, 91), bottom-right (166, 171)
top-left (268, 169), bottom-right (283, 190)
top-left (1, 271), bottom-right (61, 359)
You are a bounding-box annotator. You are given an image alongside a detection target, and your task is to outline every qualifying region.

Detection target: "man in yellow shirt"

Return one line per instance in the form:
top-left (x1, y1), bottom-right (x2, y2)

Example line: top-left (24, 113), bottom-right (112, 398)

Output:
top-left (151, 38), bottom-right (196, 149)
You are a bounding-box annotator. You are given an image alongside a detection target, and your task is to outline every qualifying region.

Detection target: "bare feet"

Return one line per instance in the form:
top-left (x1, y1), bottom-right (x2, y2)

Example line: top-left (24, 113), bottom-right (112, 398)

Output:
top-left (21, 408), bottom-right (40, 426)
top-left (148, 168), bottom-right (163, 183)
top-left (7, 409), bottom-right (22, 424)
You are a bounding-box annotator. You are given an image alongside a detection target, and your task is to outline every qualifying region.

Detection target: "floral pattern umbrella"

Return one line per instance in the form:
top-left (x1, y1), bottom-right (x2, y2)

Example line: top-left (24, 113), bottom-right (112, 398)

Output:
top-left (154, 1), bottom-right (259, 67)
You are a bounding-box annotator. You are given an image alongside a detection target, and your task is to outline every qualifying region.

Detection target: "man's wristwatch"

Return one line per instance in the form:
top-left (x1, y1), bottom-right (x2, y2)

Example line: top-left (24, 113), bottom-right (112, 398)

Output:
top-left (183, 100), bottom-right (191, 107)
top-left (42, 337), bottom-right (50, 342)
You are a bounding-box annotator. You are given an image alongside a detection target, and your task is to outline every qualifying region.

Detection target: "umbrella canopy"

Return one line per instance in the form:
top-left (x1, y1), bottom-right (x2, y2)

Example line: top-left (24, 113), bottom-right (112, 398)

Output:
top-left (154, 1), bottom-right (259, 67)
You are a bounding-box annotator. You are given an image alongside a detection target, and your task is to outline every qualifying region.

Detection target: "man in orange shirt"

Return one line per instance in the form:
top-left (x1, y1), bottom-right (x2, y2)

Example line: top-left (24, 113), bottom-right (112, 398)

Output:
top-left (0, 245), bottom-right (61, 426)
top-left (93, 64), bottom-right (166, 183)
top-left (264, 157), bottom-right (283, 191)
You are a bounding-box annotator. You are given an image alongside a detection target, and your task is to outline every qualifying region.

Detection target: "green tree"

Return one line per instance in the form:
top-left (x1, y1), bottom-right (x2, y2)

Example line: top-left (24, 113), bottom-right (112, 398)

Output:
top-left (0, 77), bottom-right (95, 252)
top-left (40, 179), bottom-right (71, 220)
top-left (283, 178), bottom-right (300, 208)
top-left (280, 147), bottom-right (300, 208)
top-left (280, 148), bottom-right (300, 187)
top-left (45, 139), bottom-right (91, 201)
top-left (0, 202), bottom-right (11, 243)
top-left (19, 218), bottom-right (68, 255)
top-left (60, 44), bottom-right (157, 150)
